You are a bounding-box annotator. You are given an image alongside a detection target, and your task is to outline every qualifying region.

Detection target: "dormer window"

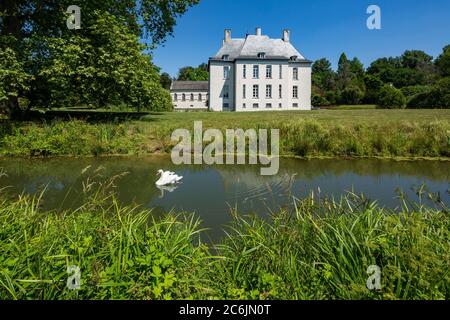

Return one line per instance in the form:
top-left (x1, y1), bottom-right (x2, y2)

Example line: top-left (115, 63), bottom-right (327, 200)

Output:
top-left (290, 55), bottom-right (298, 61)
top-left (257, 52), bottom-right (266, 59)
top-left (222, 54), bottom-right (229, 60)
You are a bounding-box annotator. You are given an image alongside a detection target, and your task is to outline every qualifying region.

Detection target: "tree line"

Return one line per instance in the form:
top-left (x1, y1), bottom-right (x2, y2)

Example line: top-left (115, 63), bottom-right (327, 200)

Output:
top-left (312, 47), bottom-right (450, 108)
top-left (0, 0), bottom-right (199, 118)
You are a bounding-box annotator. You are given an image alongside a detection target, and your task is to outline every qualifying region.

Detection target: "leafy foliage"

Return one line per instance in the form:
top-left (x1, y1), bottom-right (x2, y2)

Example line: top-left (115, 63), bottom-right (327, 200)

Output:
top-left (313, 46), bottom-right (449, 108)
top-left (377, 85), bottom-right (407, 109)
top-left (177, 64), bottom-right (209, 81)
top-left (0, 0), bottom-right (197, 116)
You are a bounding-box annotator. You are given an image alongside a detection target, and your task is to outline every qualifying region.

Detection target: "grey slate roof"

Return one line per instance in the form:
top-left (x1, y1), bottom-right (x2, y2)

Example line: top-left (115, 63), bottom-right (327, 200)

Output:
top-left (170, 81), bottom-right (209, 91)
top-left (213, 34), bottom-right (305, 60)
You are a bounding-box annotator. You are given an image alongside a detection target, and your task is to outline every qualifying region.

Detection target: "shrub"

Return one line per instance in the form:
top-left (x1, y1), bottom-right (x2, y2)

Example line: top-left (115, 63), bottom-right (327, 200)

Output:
top-left (377, 85), bottom-right (407, 109)
top-left (340, 86), bottom-right (364, 105)
top-left (407, 77), bottom-right (450, 109)
top-left (312, 94), bottom-right (330, 106)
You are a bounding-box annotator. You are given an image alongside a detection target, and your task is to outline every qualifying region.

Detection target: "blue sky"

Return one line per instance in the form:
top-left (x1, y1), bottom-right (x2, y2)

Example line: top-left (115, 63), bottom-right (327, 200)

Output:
top-left (151, 0), bottom-right (450, 77)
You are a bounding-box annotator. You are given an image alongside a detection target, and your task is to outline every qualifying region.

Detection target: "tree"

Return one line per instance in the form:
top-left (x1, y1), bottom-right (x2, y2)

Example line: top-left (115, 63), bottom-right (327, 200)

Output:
top-left (33, 12), bottom-right (172, 112)
top-left (377, 85), bottom-right (406, 109)
top-left (0, 43), bottom-right (30, 116)
top-left (160, 73), bottom-right (172, 90)
top-left (0, 0), bottom-right (199, 116)
top-left (0, 0), bottom-right (200, 46)
top-left (401, 50), bottom-right (433, 69)
top-left (407, 77), bottom-right (450, 109)
top-left (336, 53), bottom-right (352, 90)
top-left (177, 64), bottom-right (209, 81)
top-left (435, 45), bottom-right (450, 77)
top-left (312, 58), bottom-right (335, 91)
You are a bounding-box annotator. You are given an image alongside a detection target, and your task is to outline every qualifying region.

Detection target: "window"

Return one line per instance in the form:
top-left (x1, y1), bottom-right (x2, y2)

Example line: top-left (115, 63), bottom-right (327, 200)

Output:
top-left (243, 65), bottom-right (246, 79)
top-left (293, 103), bottom-right (299, 108)
top-left (190, 105), bottom-right (194, 108)
top-left (279, 65), bottom-right (282, 79)
top-left (182, 94), bottom-right (186, 101)
top-left (174, 93), bottom-right (178, 101)
top-left (253, 103), bottom-right (259, 108)
top-left (279, 85), bottom-right (282, 98)
top-left (258, 52), bottom-right (266, 59)
top-left (198, 94), bottom-right (202, 101)
top-left (253, 65), bottom-right (259, 79)
top-left (243, 84), bottom-right (246, 99)
top-left (279, 103), bottom-right (282, 108)
top-left (293, 86), bottom-right (298, 98)
top-left (266, 103), bottom-right (272, 108)
top-left (222, 54), bottom-right (229, 60)
top-left (190, 93), bottom-right (194, 101)
top-left (266, 85), bottom-right (272, 98)
top-left (266, 65), bottom-right (272, 78)
top-left (293, 67), bottom-right (298, 80)
top-left (223, 85), bottom-right (229, 99)
top-left (253, 85), bottom-right (259, 98)
top-left (243, 103), bottom-right (246, 109)
top-left (224, 66), bottom-right (230, 79)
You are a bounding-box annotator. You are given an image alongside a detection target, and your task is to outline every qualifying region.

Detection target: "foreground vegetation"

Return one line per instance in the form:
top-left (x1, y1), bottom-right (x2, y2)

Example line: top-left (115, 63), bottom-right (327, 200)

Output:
top-left (1, 109), bottom-right (449, 158)
top-left (0, 178), bottom-right (448, 300)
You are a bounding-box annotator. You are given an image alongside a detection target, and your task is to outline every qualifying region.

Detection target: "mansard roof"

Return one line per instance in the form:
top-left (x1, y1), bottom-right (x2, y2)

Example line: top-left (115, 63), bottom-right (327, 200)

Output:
top-left (212, 33), bottom-right (307, 61)
top-left (170, 81), bottom-right (209, 91)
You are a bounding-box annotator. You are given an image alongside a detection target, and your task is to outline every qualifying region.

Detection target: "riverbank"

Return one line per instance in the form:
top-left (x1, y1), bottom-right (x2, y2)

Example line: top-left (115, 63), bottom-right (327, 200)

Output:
top-left (0, 185), bottom-right (448, 300)
top-left (1, 109), bottom-right (449, 159)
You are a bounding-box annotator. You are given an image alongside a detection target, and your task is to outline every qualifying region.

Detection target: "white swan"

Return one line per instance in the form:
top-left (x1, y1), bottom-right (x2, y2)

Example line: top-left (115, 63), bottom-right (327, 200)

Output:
top-left (155, 170), bottom-right (183, 186)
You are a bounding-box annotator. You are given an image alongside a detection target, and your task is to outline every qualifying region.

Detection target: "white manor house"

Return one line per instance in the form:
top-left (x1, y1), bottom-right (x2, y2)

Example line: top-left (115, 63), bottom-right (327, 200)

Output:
top-left (170, 27), bottom-right (312, 112)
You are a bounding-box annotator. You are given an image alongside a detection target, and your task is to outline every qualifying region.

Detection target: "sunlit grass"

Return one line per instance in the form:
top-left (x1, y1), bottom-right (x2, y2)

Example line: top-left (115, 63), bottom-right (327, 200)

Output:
top-left (1, 109), bottom-right (449, 158)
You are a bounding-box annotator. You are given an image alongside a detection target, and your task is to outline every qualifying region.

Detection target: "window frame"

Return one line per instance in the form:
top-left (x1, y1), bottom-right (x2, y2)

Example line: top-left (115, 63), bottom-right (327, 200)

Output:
top-left (293, 67), bottom-right (298, 80)
top-left (293, 86), bottom-right (298, 99)
top-left (253, 65), bottom-right (259, 79)
top-left (266, 65), bottom-right (272, 79)
top-left (266, 84), bottom-right (272, 99)
top-left (224, 66), bottom-right (230, 79)
top-left (253, 84), bottom-right (259, 99)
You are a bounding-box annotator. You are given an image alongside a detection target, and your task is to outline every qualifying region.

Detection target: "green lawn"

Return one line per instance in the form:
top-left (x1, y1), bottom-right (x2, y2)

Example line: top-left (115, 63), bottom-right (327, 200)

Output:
top-left (139, 108), bottom-right (450, 128)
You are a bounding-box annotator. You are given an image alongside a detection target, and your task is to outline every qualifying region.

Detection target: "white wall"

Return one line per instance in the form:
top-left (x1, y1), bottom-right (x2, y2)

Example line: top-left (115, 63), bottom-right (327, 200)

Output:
top-left (209, 61), bottom-right (235, 111)
top-left (225, 60), bottom-right (311, 112)
top-left (171, 91), bottom-right (209, 110)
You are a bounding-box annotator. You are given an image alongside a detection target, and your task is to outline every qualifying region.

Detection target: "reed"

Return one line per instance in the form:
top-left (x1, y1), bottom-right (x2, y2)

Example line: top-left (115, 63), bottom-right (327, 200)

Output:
top-left (0, 182), bottom-right (448, 300)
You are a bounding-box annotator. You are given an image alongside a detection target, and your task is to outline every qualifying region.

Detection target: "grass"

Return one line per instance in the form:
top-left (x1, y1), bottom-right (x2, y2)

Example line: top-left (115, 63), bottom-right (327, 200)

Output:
top-left (0, 175), bottom-right (448, 300)
top-left (0, 109), bottom-right (449, 158)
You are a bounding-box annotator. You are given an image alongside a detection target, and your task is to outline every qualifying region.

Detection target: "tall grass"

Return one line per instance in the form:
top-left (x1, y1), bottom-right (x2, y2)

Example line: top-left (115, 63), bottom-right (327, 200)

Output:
top-left (1, 117), bottom-right (449, 158)
top-left (0, 180), bottom-right (448, 300)
top-left (213, 193), bottom-right (449, 300)
top-left (0, 177), bottom-right (212, 300)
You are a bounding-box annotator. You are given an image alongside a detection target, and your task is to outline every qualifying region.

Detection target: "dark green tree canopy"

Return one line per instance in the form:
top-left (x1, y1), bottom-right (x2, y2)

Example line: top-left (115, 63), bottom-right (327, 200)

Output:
top-left (177, 64), bottom-right (209, 81)
top-left (0, 0), bottom-right (199, 46)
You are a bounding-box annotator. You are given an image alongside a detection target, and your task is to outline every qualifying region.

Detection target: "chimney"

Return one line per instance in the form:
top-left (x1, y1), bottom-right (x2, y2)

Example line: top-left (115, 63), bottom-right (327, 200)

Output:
top-left (224, 29), bottom-right (231, 43)
top-left (256, 27), bottom-right (262, 36)
top-left (283, 29), bottom-right (290, 42)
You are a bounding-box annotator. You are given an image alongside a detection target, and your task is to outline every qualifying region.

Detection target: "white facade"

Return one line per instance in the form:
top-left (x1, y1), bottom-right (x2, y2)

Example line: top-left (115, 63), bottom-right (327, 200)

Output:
top-left (208, 28), bottom-right (312, 112)
top-left (170, 81), bottom-right (209, 111)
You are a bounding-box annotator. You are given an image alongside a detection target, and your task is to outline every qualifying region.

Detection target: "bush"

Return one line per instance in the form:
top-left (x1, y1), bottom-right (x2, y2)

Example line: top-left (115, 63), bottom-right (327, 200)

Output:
top-left (340, 86), bottom-right (364, 105)
top-left (407, 77), bottom-right (450, 109)
top-left (377, 85), bottom-right (407, 109)
top-left (312, 94), bottom-right (330, 106)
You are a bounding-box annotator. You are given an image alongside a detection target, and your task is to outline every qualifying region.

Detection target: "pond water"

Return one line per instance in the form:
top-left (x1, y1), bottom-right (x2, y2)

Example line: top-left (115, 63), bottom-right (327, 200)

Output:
top-left (0, 156), bottom-right (449, 241)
